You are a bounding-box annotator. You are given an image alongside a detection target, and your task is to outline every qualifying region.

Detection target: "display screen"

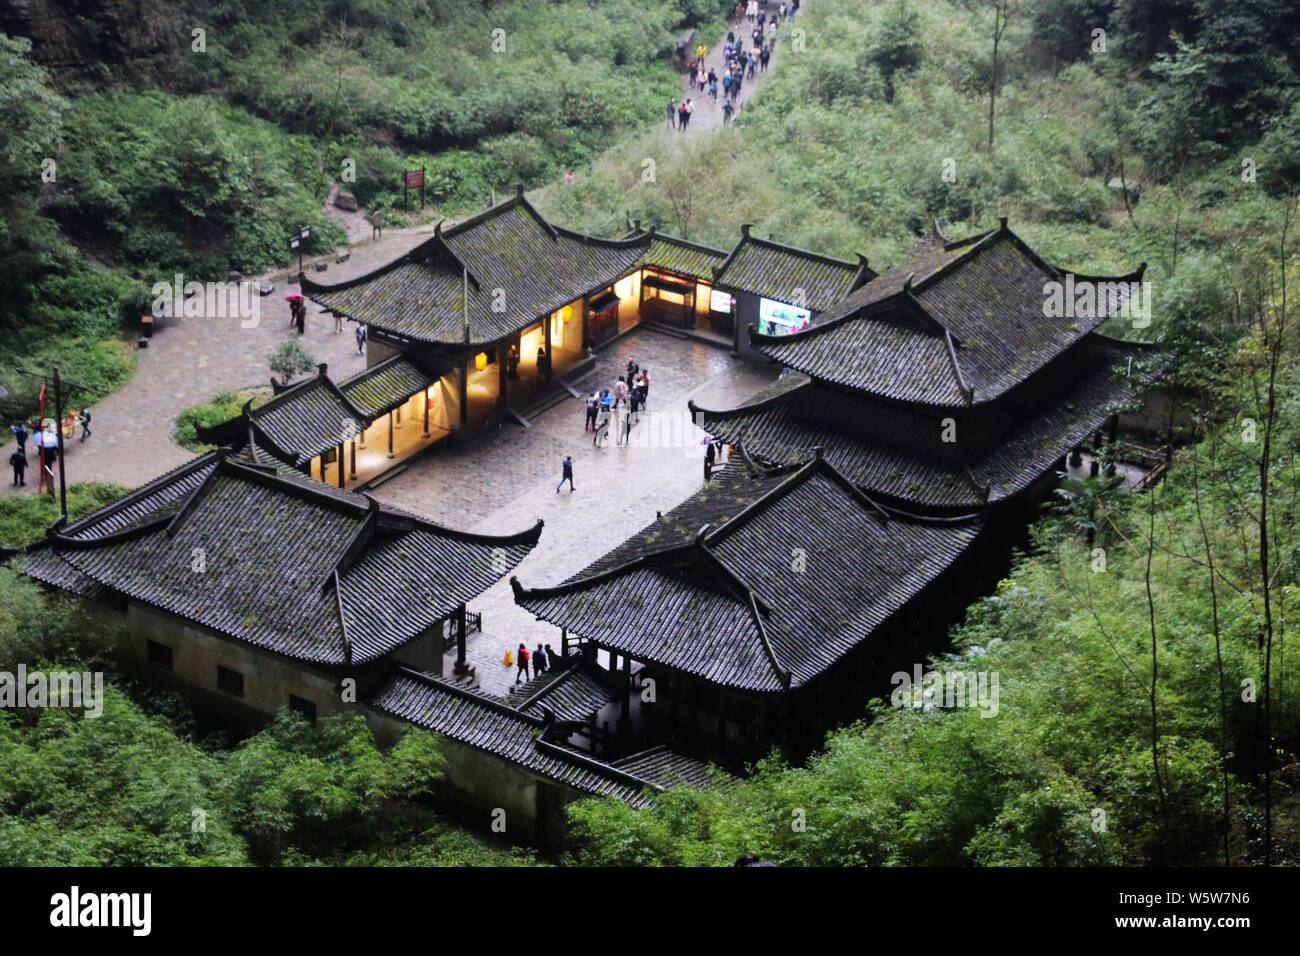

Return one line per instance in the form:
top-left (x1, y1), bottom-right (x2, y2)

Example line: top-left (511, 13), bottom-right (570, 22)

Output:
top-left (710, 289), bottom-right (735, 313)
top-left (759, 297), bottom-right (811, 334)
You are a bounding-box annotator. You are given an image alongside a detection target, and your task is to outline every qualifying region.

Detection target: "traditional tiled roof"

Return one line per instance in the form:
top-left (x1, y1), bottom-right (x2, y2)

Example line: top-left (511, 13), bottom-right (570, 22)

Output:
top-left (370, 669), bottom-right (659, 805)
top-left (305, 194), bottom-right (647, 346)
top-left (751, 222), bottom-right (1146, 406)
top-left (635, 233), bottom-right (729, 277)
top-left (19, 452), bottom-right (542, 666)
top-left (695, 338), bottom-right (1165, 511)
top-left (610, 745), bottom-right (733, 790)
top-left (712, 224), bottom-right (872, 311)
top-left (248, 368), bottom-right (366, 466)
top-left (337, 353), bottom-right (443, 419)
top-left (517, 666), bottom-right (618, 722)
top-left (514, 456), bottom-right (979, 693)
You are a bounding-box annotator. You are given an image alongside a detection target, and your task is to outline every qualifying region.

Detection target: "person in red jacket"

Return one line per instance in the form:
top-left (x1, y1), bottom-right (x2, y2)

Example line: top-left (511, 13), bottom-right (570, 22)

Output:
top-left (515, 643), bottom-right (530, 684)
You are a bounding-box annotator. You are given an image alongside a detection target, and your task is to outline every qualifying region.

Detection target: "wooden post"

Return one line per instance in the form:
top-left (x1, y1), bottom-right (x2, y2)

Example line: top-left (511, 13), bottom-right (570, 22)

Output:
top-left (497, 341), bottom-right (508, 408)
top-left (423, 389), bottom-right (429, 435)
top-left (1089, 429), bottom-right (1101, 477)
top-left (620, 656), bottom-right (632, 725)
top-left (581, 294), bottom-right (591, 352)
top-left (387, 410), bottom-right (395, 459)
top-left (561, 627), bottom-right (568, 658)
top-left (458, 364), bottom-right (468, 424)
top-left (543, 313), bottom-right (553, 379)
top-left (336, 443), bottom-right (344, 488)
top-left (453, 602), bottom-right (469, 674)
top-left (349, 439), bottom-right (357, 478)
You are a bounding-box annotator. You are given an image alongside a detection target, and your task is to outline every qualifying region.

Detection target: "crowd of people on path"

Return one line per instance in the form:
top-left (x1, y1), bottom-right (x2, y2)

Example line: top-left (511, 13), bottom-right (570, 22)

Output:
top-left (671, 0), bottom-right (798, 129)
top-left (585, 359), bottom-right (650, 449)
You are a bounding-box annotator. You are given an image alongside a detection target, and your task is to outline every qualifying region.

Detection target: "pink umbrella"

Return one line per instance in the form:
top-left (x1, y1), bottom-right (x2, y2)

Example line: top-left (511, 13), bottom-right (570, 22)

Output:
top-left (284, 292), bottom-right (305, 301)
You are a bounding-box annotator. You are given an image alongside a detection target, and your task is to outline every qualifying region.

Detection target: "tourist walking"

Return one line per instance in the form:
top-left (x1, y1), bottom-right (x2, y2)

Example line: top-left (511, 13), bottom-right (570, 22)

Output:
top-left (668, 97), bottom-right (678, 129)
top-left (9, 421), bottom-right (27, 453)
top-left (355, 323), bottom-right (367, 354)
top-left (593, 410), bottom-right (611, 447)
top-left (585, 391), bottom-right (599, 431)
top-left (10, 447), bottom-right (26, 487)
top-left (334, 310), bottom-right (344, 334)
top-left (556, 455), bottom-right (575, 492)
top-left (77, 407), bottom-right (92, 442)
top-left (746, 0), bottom-right (758, 23)
top-left (537, 346), bottom-right (550, 383)
top-left (545, 643), bottom-right (558, 667)
top-left (760, 45), bottom-right (771, 72)
top-left (704, 441), bottom-right (717, 482)
top-left (508, 342), bottom-right (520, 378)
top-left (619, 408), bottom-right (633, 446)
top-left (533, 643), bottom-right (549, 674)
top-left (614, 375), bottom-right (628, 409)
top-left (639, 368), bottom-right (651, 406)
top-left (515, 643), bottom-right (530, 684)
top-left (723, 100), bottom-right (735, 124)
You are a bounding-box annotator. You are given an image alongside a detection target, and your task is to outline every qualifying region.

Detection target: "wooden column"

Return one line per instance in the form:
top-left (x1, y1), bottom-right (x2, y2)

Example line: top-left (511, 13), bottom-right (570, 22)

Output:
top-left (387, 410), bottom-right (395, 459)
top-left (497, 340), bottom-right (509, 408)
top-left (349, 439), bottom-right (357, 478)
top-left (453, 602), bottom-right (469, 675)
top-left (581, 293), bottom-right (591, 352)
top-left (423, 389), bottom-right (430, 435)
top-left (561, 626), bottom-right (568, 658)
top-left (1089, 429), bottom-right (1101, 476)
top-left (543, 314), bottom-right (552, 379)
top-left (458, 364), bottom-right (468, 423)
top-left (620, 656), bottom-right (632, 724)
top-left (336, 442), bottom-right (344, 488)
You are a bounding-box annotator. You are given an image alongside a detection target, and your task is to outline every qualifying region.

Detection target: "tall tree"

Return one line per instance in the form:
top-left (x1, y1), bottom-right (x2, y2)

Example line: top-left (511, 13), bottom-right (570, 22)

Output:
top-left (987, 0), bottom-right (1014, 150)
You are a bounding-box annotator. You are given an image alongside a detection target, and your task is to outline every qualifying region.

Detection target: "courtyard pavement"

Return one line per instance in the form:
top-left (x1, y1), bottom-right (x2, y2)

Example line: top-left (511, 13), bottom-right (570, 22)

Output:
top-left (0, 227), bottom-right (438, 493)
top-left (368, 329), bottom-right (778, 696)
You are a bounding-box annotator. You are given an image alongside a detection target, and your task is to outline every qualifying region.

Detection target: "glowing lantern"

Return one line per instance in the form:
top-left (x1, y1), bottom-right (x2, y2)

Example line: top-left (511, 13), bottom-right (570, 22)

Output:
top-left (561, 305), bottom-right (572, 323)
top-left (475, 352), bottom-right (487, 371)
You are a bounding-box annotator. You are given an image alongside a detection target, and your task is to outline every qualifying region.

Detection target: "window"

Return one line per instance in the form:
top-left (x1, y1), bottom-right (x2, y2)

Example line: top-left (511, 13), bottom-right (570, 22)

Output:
top-left (146, 640), bottom-right (173, 670)
top-left (217, 666), bottom-right (244, 698)
top-left (289, 695), bottom-right (317, 725)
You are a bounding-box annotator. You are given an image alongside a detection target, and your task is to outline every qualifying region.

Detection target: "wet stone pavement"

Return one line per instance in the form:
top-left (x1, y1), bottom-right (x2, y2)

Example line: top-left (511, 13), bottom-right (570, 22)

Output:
top-left (369, 329), bottom-right (778, 696)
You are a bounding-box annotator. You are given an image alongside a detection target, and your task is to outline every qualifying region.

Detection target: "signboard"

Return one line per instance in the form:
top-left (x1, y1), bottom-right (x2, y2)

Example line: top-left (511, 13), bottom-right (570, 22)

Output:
top-left (403, 168), bottom-right (426, 211)
top-left (709, 289), bottom-right (735, 313)
top-left (759, 297), bottom-right (811, 334)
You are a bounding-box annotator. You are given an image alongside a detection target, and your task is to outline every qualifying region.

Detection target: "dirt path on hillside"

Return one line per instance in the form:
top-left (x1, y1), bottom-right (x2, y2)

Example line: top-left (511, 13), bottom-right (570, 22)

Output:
top-left (675, 2), bottom-right (791, 131)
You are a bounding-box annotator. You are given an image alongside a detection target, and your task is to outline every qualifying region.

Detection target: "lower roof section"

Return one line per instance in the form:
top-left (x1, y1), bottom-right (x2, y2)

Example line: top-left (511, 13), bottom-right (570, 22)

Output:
top-left (514, 456), bottom-right (980, 693)
top-left (20, 450), bottom-right (541, 666)
top-left (695, 337), bottom-right (1166, 513)
top-left (370, 668), bottom-right (668, 806)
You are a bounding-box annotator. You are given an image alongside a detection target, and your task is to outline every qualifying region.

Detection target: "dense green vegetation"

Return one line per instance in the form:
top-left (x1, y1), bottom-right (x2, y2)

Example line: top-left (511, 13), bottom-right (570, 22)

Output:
top-left (0, 564), bottom-right (531, 866)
